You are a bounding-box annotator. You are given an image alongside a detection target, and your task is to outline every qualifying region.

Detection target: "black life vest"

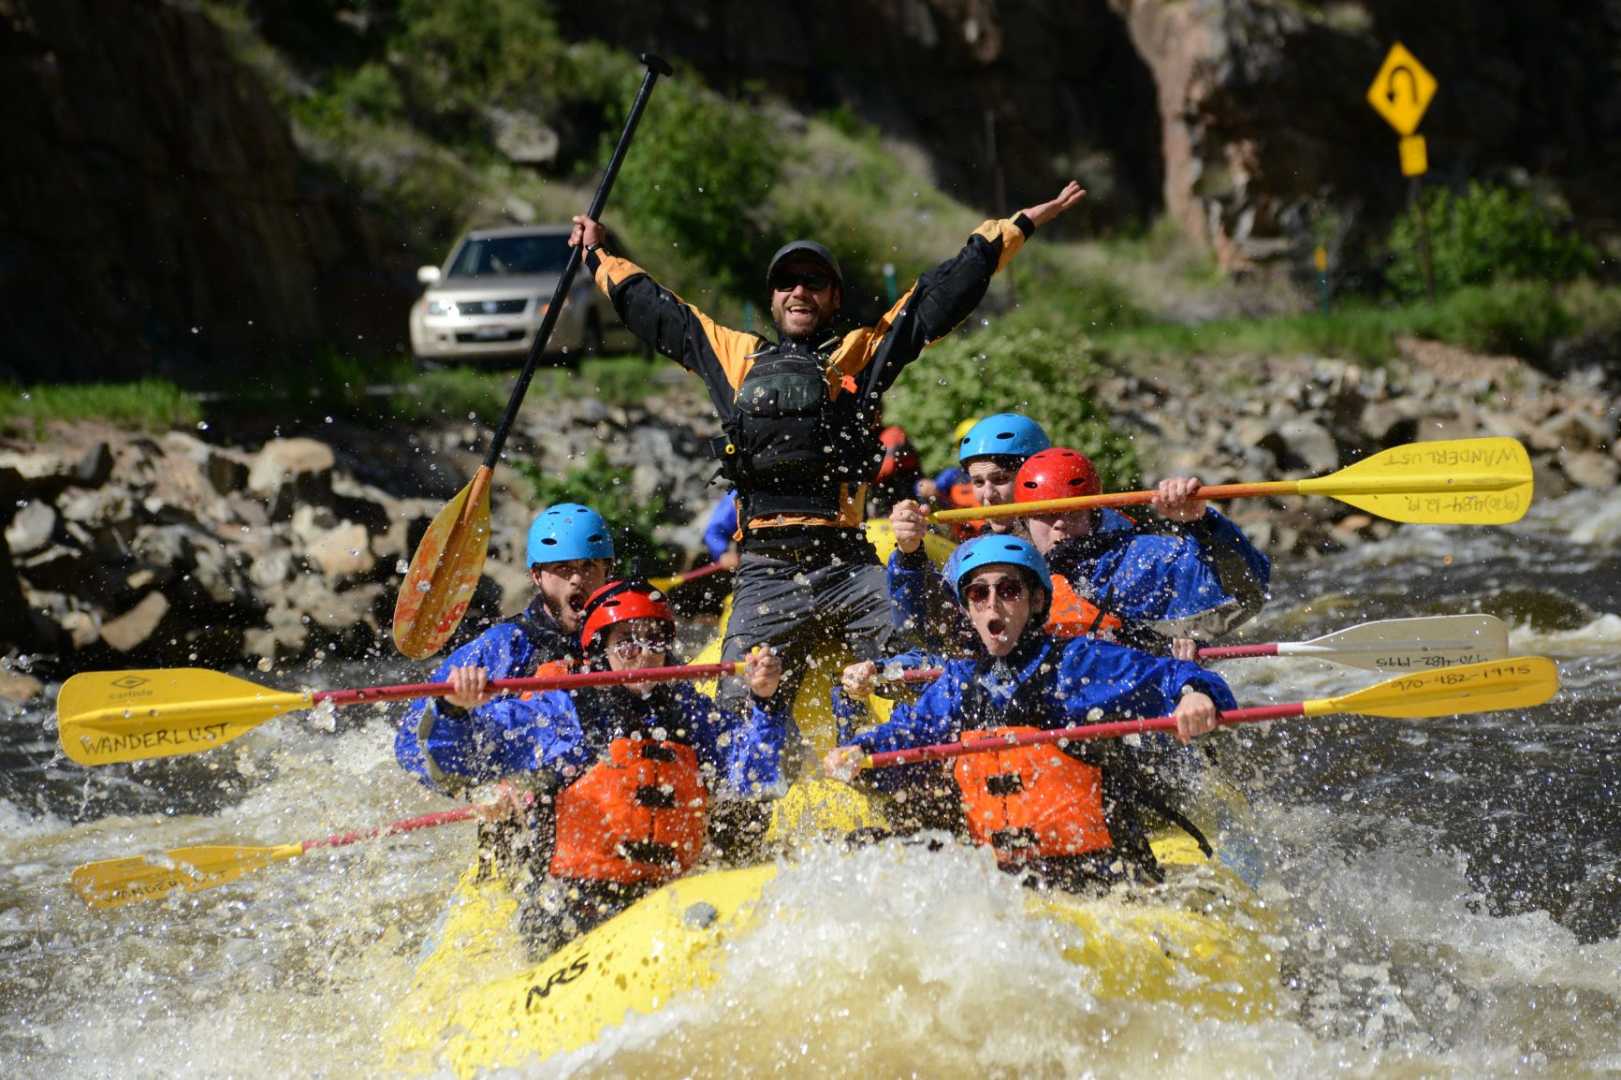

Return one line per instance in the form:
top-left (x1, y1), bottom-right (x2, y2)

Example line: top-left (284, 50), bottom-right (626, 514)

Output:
top-left (712, 340), bottom-right (882, 521)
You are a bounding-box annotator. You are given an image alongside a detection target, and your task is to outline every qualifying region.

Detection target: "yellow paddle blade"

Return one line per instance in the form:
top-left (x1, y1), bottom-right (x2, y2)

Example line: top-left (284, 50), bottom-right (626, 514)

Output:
top-left (393, 467), bottom-right (493, 660)
top-left (57, 668), bottom-right (311, 767)
top-left (1309, 656), bottom-right (1559, 720)
top-left (1302, 437), bottom-right (1532, 524)
top-left (647, 573), bottom-right (682, 592)
top-left (71, 843), bottom-right (304, 910)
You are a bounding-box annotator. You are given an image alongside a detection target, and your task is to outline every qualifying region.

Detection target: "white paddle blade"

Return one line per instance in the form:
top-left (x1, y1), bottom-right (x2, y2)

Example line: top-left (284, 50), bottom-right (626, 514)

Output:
top-left (1279, 614), bottom-right (1511, 672)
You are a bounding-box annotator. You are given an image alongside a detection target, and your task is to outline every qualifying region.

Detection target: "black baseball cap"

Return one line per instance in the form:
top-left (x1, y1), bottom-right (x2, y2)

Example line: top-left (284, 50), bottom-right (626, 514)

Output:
top-left (766, 240), bottom-right (843, 290)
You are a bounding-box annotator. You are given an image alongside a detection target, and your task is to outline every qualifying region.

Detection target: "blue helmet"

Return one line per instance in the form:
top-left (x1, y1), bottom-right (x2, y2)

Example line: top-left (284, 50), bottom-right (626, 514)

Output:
top-left (947, 534), bottom-right (1052, 603)
top-left (526, 503), bottom-right (615, 567)
top-left (958, 413), bottom-right (1050, 465)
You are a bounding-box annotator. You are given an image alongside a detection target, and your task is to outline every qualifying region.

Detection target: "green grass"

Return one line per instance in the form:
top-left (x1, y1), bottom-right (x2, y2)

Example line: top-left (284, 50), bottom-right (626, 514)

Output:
top-left (385, 353), bottom-right (667, 424)
top-left (1090, 281), bottom-right (1590, 364)
top-left (0, 380), bottom-right (202, 435)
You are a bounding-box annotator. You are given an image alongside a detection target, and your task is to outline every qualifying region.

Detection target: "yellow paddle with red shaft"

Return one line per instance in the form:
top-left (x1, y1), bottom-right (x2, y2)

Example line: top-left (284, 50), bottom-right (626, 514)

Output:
top-left (70, 799), bottom-right (521, 910)
top-left (932, 436), bottom-right (1533, 526)
top-left (56, 661), bottom-right (743, 768)
top-left (859, 656), bottom-right (1559, 770)
top-left (392, 54), bottom-right (673, 661)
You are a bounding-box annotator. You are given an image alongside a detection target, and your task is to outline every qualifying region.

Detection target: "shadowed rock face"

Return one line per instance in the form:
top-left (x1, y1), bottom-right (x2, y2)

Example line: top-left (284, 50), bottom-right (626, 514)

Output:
top-left (0, 0), bottom-right (412, 383)
top-left (565, 0), bottom-right (1621, 269)
top-left (3, 0), bottom-right (1619, 382)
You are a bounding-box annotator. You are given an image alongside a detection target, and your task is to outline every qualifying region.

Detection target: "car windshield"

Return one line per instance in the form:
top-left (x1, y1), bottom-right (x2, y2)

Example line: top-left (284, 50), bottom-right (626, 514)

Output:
top-left (445, 234), bottom-right (570, 278)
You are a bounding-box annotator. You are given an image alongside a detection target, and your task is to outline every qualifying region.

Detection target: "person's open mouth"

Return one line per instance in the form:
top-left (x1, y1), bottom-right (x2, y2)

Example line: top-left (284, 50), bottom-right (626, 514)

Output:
top-left (567, 591), bottom-right (587, 613)
top-left (987, 616), bottom-right (1007, 638)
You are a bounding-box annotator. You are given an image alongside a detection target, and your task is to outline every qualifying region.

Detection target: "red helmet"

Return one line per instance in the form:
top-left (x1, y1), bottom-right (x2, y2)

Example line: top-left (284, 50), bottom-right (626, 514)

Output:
top-left (578, 580), bottom-right (674, 653)
top-left (1014, 448), bottom-right (1101, 503)
top-left (876, 425), bottom-right (920, 481)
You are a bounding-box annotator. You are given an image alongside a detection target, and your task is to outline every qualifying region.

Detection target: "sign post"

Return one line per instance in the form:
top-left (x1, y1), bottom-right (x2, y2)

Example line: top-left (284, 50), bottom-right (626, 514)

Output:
top-left (1367, 43), bottom-right (1439, 299)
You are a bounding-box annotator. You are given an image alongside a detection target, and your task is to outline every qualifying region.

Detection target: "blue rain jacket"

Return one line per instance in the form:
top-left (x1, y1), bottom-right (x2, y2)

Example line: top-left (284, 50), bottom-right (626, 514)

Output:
top-left (887, 507), bottom-right (1268, 650)
top-left (396, 677), bottom-right (795, 798)
top-left (835, 634), bottom-right (1236, 758)
top-left (702, 495), bottom-right (739, 561)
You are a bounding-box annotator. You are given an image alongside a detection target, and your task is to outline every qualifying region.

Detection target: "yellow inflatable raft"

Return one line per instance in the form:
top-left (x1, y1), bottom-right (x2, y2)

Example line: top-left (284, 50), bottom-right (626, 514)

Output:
top-left (385, 784), bottom-right (1277, 1077)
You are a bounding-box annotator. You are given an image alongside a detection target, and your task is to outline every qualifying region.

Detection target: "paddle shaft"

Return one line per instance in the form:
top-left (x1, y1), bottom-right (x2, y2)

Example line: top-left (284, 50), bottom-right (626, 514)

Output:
top-left (302, 804), bottom-right (483, 854)
top-left (482, 54), bottom-right (671, 471)
top-left (313, 661), bottom-right (742, 709)
top-left (933, 482), bottom-right (1294, 523)
top-left (667, 561), bottom-right (729, 587)
top-left (865, 703), bottom-right (1304, 769)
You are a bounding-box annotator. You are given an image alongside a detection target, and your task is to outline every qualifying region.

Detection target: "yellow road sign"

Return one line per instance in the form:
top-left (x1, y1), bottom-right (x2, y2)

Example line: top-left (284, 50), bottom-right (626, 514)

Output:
top-left (1367, 43), bottom-right (1437, 136)
top-left (1399, 134), bottom-right (1428, 177)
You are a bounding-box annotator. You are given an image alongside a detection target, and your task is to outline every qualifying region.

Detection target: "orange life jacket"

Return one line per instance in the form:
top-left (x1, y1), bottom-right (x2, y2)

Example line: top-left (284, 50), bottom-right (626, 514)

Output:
top-left (548, 737), bottom-right (709, 884)
top-left (1045, 574), bottom-right (1123, 640)
top-left (953, 726), bottom-right (1113, 864)
top-left (520, 658), bottom-right (575, 700)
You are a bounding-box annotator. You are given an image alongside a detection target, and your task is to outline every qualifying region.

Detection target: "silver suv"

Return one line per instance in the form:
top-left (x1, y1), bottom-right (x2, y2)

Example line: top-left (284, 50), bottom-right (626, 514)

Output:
top-left (409, 225), bottom-right (635, 364)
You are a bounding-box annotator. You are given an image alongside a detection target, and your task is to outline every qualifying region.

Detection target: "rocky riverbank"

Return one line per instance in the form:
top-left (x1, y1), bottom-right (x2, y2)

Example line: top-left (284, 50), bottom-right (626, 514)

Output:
top-left (3, 340), bottom-right (1616, 700)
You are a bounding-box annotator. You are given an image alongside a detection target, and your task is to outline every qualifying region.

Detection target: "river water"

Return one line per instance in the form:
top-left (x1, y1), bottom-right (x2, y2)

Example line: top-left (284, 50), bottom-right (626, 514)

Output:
top-left (3, 488), bottom-right (1618, 1077)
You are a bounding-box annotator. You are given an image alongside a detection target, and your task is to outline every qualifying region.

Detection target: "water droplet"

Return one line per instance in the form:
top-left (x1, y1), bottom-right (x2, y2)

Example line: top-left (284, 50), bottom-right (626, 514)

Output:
top-left (257, 656), bottom-right (274, 672)
top-left (190, 326), bottom-right (200, 334)
top-left (395, 559), bottom-right (409, 575)
top-left (416, 580), bottom-right (432, 592)
top-left (196, 421), bottom-right (210, 431)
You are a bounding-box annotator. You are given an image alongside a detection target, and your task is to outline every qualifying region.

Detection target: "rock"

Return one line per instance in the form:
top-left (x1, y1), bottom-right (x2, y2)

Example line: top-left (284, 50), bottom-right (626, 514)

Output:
top-left (482, 558), bottom-right (533, 617)
top-left (248, 438), bottom-right (336, 520)
top-left (0, 671), bottom-right (44, 704)
top-left (1559, 449), bottom-right (1619, 490)
top-left (290, 504), bottom-right (340, 545)
top-left (74, 442), bottom-right (114, 487)
top-left (305, 522), bottom-right (376, 582)
top-left (101, 592), bottom-right (170, 652)
top-left (59, 487), bottom-right (133, 528)
top-left (1537, 409), bottom-right (1614, 454)
top-left (484, 106), bottom-right (560, 165)
top-left (1257, 418), bottom-right (1339, 475)
top-left (248, 550), bottom-right (293, 590)
top-left (4, 501), bottom-right (55, 556)
top-left (60, 610), bottom-right (101, 649)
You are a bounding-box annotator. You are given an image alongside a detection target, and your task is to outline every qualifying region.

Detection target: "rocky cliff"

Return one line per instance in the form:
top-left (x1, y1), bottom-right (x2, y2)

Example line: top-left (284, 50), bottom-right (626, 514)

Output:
top-left (0, 0), bottom-right (414, 383)
top-left (3, 0), bottom-right (1617, 380)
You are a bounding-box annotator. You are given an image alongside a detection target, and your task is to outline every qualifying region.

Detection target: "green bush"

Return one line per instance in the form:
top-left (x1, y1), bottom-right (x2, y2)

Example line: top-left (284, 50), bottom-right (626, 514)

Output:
top-left (394, 0), bottom-right (566, 124)
top-left (605, 77), bottom-right (782, 296)
top-left (1406, 281), bottom-right (1574, 358)
top-left (1387, 182), bottom-right (1597, 298)
top-left (514, 450), bottom-right (676, 576)
top-left (884, 323), bottom-right (1140, 487)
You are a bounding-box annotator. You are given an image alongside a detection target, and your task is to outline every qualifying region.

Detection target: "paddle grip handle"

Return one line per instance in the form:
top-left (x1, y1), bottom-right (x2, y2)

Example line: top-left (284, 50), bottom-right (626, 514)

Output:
top-left (312, 662), bottom-right (742, 710)
top-left (862, 702), bottom-right (1308, 769)
top-left (874, 666), bottom-right (944, 687)
top-left (482, 57), bottom-right (670, 470)
top-left (1197, 643), bottom-right (1279, 661)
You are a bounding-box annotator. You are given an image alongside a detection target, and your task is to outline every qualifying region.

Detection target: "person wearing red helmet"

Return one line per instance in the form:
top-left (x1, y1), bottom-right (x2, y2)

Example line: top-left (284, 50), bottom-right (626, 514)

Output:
top-left (407, 580), bottom-right (793, 956)
top-left (869, 425), bottom-right (923, 516)
top-left (1014, 448), bottom-right (1271, 647)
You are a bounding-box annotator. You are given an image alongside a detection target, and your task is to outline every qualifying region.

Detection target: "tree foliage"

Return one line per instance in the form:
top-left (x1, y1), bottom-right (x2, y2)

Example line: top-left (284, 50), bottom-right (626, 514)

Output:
top-left (1387, 182), bottom-right (1596, 299)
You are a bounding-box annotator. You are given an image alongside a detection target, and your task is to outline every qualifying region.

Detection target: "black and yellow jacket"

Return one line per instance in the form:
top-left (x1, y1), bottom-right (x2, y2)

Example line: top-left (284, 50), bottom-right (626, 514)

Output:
top-left (584, 215), bottom-right (1035, 537)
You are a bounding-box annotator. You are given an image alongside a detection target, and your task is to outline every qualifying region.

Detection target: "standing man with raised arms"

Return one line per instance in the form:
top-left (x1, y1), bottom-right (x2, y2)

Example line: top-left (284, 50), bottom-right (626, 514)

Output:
top-left (568, 180), bottom-right (1087, 732)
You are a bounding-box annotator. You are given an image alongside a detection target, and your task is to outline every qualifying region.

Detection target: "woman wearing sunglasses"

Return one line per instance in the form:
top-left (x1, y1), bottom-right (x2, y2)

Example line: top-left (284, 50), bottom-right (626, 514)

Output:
top-left (411, 580), bottom-right (793, 956)
top-left (824, 536), bottom-right (1235, 893)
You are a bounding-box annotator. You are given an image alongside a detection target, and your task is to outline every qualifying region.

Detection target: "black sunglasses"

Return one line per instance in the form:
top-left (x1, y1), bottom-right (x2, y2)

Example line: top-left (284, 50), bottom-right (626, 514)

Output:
top-left (770, 271), bottom-right (834, 292)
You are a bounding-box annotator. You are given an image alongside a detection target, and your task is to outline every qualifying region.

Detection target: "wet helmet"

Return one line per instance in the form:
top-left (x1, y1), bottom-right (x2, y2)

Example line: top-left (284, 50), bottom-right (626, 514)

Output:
top-left (526, 503), bottom-right (615, 568)
top-left (1015, 448), bottom-right (1101, 503)
top-left (947, 534), bottom-right (1053, 604)
top-left (766, 240), bottom-right (843, 291)
top-left (578, 580), bottom-right (674, 654)
top-left (958, 413), bottom-right (1050, 465)
top-left (876, 425), bottom-right (920, 481)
